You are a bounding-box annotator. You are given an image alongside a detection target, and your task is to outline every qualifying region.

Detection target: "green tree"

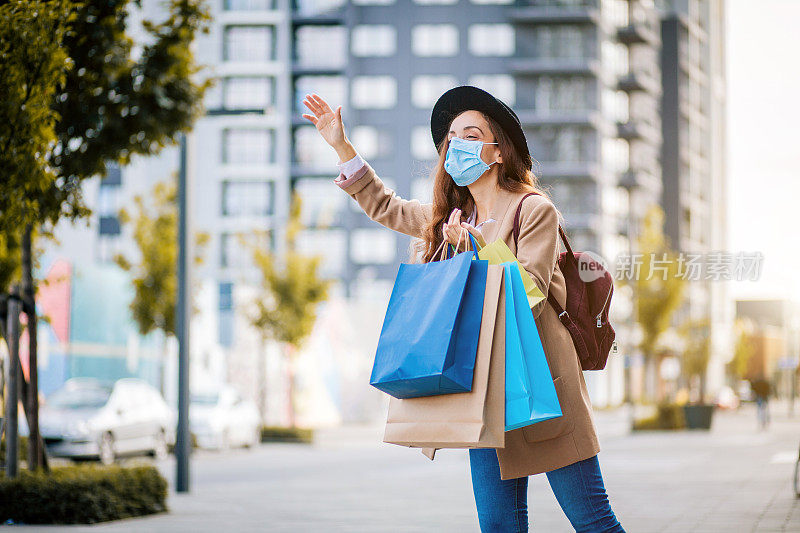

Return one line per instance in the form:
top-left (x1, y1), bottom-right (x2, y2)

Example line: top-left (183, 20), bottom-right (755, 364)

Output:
top-left (620, 205), bottom-right (688, 402)
top-left (727, 319), bottom-right (755, 382)
top-left (248, 192), bottom-right (332, 427)
top-left (114, 177), bottom-right (209, 394)
top-left (0, 0), bottom-right (212, 470)
top-left (0, 0), bottom-right (74, 471)
top-left (679, 316), bottom-right (712, 403)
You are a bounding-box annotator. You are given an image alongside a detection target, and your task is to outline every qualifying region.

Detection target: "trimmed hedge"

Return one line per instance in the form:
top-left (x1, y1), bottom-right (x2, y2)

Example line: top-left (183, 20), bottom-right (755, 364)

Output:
top-left (632, 403), bottom-right (686, 430)
top-left (260, 426), bottom-right (314, 444)
top-left (0, 464), bottom-right (167, 524)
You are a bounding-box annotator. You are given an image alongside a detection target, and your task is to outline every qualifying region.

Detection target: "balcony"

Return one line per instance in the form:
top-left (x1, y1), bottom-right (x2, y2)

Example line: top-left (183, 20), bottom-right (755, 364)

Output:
top-left (617, 72), bottom-right (660, 94)
top-left (509, 57), bottom-right (600, 76)
top-left (508, 6), bottom-right (600, 25)
top-left (516, 109), bottom-right (601, 128)
top-left (616, 22), bottom-right (659, 46)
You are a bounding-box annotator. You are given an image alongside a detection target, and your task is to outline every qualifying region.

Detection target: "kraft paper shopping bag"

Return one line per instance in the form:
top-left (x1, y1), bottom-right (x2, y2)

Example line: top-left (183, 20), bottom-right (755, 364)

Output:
top-left (383, 263), bottom-right (506, 448)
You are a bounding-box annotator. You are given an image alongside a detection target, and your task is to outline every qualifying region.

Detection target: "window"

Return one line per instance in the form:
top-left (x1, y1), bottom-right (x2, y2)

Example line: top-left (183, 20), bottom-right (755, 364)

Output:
top-left (411, 125), bottom-right (438, 160)
top-left (219, 282), bottom-right (233, 311)
top-left (351, 229), bottom-right (396, 264)
top-left (538, 26), bottom-right (583, 59)
top-left (224, 0), bottom-right (273, 10)
top-left (220, 231), bottom-right (272, 269)
top-left (295, 0), bottom-right (345, 16)
top-left (295, 125), bottom-right (332, 166)
top-left (294, 75), bottom-right (346, 116)
top-left (351, 25), bottom-right (396, 57)
top-left (351, 76), bottom-right (396, 109)
top-left (412, 75), bottom-right (457, 108)
top-left (295, 229), bottom-right (346, 279)
top-left (296, 25), bottom-right (347, 68)
top-left (468, 24), bottom-right (514, 56)
top-left (97, 184), bottom-right (120, 217)
top-left (224, 26), bottom-right (274, 62)
top-left (414, 0), bottom-right (457, 3)
top-left (535, 76), bottom-right (586, 113)
top-left (412, 25), bottom-right (458, 57)
top-left (222, 181), bottom-right (273, 217)
top-left (295, 178), bottom-right (346, 227)
top-left (468, 75), bottom-right (515, 105)
top-left (223, 129), bottom-right (274, 164)
top-left (470, 0), bottom-right (513, 3)
top-left (350, 125), bottom-right (392, 159)
top-left (224, 77), bottom-right (273, 110)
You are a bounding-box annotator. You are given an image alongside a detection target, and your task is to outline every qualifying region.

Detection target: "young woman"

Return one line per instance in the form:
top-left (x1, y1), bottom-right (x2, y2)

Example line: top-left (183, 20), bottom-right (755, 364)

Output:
top-left (302, 85), bottom-right (625, 533)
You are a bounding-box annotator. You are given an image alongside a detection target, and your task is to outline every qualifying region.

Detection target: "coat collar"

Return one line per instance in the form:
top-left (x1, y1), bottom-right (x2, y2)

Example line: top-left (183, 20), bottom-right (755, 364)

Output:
top-left (479, 186), bottom-right (517, 243)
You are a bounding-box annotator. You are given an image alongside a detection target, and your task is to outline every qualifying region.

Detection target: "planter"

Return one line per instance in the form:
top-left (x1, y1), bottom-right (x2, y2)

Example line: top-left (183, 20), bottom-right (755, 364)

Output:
top-left (682, 403), bottom-right (714, 430)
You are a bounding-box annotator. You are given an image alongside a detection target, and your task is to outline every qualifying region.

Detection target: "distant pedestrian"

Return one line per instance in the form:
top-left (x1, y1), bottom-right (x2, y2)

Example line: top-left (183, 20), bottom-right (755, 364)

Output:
top-left (751, 377), bottom-right (771, 430)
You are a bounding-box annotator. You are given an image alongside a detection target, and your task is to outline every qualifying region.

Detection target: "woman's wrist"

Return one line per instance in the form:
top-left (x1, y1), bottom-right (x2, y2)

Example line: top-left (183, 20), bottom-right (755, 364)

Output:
top-left (334, 140), bottom-right (357, 163)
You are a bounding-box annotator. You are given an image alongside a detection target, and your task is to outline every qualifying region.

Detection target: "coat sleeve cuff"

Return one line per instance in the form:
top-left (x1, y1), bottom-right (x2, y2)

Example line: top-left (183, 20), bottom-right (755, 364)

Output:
top-left (334, 161), bottom-right (369, 190)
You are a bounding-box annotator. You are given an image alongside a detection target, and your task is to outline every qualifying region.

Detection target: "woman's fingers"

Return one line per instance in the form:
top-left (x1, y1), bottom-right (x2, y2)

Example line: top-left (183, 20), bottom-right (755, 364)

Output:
top-left (303, 95), bottom-right (324, 116)
top-left (301, 113), bottom-right (318, 125)
top-left (312, 93), bottom-right (333, 115)
top-left (461, 222), bottom-right (486, 247)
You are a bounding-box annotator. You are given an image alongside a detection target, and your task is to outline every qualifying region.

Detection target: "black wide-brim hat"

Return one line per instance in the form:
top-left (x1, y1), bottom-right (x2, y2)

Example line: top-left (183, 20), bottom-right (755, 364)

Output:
top-left (430, 85), bottom-right (531, 170)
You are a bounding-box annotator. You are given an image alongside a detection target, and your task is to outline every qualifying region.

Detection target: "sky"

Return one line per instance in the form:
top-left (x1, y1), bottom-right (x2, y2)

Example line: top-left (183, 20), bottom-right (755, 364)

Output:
top-left (726, 0), bottom-right (800, 303)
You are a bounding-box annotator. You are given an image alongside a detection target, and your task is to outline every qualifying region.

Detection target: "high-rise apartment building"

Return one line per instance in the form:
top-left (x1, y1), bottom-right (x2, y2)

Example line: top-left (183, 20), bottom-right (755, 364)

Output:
top-left (45, 0), bottom-right (729, 410)
top-left (658, 0), bottom-right (730, 395)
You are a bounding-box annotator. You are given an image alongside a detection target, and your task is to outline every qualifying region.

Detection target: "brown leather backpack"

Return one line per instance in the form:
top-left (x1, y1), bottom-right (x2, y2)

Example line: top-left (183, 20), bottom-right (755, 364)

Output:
top-left (513, 192), bottom-right (617, 371)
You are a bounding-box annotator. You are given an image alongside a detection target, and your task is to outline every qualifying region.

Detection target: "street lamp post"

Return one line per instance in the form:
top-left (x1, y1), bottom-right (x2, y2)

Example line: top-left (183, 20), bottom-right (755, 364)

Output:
top-left (175, 132), bottom-right (191, 493)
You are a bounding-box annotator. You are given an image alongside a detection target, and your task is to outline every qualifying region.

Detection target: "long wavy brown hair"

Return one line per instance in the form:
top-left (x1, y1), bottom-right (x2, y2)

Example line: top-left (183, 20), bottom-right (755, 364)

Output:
top-left (411, 111), bottom-right (556, 263)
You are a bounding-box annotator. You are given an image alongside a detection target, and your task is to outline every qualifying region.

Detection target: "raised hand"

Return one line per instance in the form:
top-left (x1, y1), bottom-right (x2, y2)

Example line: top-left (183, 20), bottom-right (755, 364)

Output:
top-left (301, 93), bottom-right (347, 150)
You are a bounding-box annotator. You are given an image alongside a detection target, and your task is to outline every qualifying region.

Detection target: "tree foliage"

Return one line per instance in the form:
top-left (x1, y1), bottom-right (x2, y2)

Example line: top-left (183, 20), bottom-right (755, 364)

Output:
top-left (114, 177), bottom-right (208, 337)
top-left (728, 319), bottom-right (755, 380)
top-left (249, 192), bottom-right (333, 350)
top-left (628, 205), bottom-right (688, 361)
top-left (0, 0), bottom-right (74, 232)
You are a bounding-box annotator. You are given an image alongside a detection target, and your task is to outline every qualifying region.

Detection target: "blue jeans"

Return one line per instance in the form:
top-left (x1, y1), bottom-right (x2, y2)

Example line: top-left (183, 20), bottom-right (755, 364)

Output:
top-left (469, 448), bottom-right (625, 532)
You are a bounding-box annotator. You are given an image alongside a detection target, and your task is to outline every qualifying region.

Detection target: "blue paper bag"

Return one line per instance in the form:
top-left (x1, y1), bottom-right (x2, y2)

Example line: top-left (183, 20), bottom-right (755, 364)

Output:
top-left (502, 262), bottom-right (563, 430)
top-left (370, 233), bottom-right (488, 399)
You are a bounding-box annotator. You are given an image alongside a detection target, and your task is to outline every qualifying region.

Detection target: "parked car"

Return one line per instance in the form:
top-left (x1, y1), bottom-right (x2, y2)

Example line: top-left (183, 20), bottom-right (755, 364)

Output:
top-left (190, 385), bottom-right (260, 450)
top-left (38, 377), bottom-right (175, 465)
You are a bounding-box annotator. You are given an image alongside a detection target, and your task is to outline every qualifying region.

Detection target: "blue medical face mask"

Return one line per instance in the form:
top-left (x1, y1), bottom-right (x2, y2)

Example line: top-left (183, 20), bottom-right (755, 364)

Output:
top-left (444, 136), bottom-right (499, 187)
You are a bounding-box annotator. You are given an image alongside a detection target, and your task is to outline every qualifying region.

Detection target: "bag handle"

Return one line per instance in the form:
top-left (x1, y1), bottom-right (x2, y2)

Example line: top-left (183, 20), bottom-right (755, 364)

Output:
top-left (512, 192), bottom-right (574, 261)
top-left (433, 227), bottom-right (479, 261)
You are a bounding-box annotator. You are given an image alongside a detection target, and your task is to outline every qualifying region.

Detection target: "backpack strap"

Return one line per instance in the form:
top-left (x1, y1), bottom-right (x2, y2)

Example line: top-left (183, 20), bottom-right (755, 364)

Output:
top-left (512, 191), bottom-right (574, 321)
top-left (512, 192), bottom-right (574, 259)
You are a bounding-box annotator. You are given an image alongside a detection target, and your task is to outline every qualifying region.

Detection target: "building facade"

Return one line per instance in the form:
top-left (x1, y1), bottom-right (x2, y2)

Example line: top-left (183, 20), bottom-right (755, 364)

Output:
top-left (44, 0), bottom-right (730, 414)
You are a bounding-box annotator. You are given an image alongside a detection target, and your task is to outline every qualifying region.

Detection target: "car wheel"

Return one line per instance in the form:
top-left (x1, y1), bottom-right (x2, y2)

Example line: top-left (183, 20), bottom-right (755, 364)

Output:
top-left (99, 432), bottom-right (116, 465)
top-left (151, 430), bottom-right (169, 460)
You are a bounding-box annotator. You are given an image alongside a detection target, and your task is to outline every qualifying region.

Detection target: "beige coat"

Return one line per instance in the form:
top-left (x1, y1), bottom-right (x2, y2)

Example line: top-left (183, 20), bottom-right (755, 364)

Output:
top-left (337, 161), bottom-right (601, 480)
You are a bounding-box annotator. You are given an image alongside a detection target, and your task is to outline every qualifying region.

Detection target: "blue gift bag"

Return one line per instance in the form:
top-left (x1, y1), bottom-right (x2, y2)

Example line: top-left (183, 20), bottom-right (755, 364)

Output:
top-left (502, 262), bottom-right (563, 431)
top-left (370, 233), bottom-right (488, 399)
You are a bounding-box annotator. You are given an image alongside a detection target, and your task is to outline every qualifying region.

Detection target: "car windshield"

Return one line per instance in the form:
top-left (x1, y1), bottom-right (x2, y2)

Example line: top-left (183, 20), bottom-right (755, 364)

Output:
top-left (191, 393), bottom-right (219, 406)
top-left (48, 386), bottom-right (112, 409)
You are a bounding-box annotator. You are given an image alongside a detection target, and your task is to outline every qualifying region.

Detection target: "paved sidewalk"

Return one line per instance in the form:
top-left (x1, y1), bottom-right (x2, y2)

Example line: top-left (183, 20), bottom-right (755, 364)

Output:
top-left (13, 400), bottom-right (800, 532)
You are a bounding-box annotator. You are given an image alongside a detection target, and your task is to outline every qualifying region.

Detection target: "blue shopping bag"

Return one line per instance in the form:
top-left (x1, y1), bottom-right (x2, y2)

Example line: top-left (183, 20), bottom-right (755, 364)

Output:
top-left (370, 233), bottom-right (488, 399)
top-left (502, 262), bottom-right (563, 430)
